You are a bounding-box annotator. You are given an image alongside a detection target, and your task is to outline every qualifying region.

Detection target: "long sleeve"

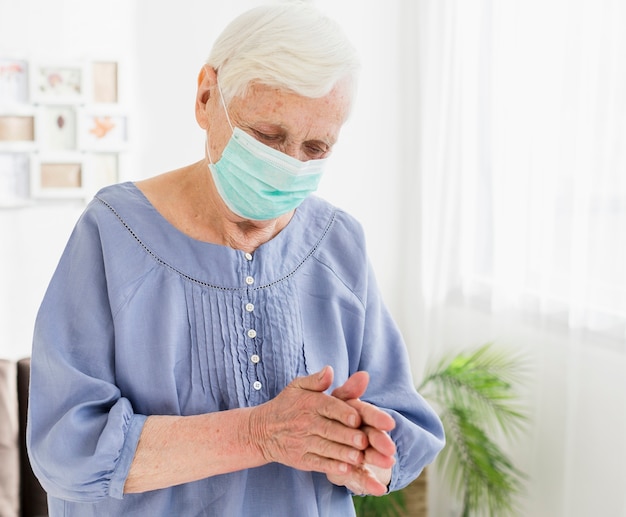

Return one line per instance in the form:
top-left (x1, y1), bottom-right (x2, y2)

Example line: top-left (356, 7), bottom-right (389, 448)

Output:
top-left (358, 260), bottom-right (445, 491)
top-left (27, 204), bottom-right (146, 502)
top-left (309, 208), bottom-right (445, 492)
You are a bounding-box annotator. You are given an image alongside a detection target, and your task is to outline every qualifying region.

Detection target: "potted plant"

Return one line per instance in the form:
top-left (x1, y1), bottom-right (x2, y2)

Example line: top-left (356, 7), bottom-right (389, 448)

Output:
top-left (354, 342), bottom-right (528, 517)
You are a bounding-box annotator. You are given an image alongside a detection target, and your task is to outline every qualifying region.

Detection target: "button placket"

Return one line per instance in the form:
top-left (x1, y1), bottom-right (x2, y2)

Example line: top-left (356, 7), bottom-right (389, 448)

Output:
top-left (243, 251), bottom-right (263, 394)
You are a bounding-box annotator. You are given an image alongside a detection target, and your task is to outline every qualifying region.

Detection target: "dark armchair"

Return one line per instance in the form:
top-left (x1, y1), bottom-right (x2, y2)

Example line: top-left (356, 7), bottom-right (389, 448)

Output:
top-left (0, 358), bottom-right (48, 517)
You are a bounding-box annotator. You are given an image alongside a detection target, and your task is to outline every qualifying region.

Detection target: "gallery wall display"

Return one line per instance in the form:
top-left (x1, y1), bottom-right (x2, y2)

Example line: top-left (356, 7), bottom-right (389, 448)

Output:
top-left (0, 57), bottom-right (126, 206)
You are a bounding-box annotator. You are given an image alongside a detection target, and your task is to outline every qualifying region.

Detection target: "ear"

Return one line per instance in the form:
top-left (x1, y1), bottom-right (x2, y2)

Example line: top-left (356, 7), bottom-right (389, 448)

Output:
top-left (195, 66), bottom-right (218, 129)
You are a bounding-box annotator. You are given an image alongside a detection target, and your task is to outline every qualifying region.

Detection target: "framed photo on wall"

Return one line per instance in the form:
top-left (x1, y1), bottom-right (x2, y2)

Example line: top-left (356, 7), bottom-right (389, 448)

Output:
top-left (0, 58), bottom-right (29, 105)
top-left (0, 152), bottom-right (30, 206)
top-left (0, 108), bottom-right (37, 151)
top-left (91, 61), bottom-right (118, 103)
top-left (31, 61), bottom-right (85, 104)
top-left (78, 107), bottom-right (127, 151)
top-left (83, 153), bottom-right (119, 199)
top-left (37, 106), bottom-right (77, 151)
top-left (30, 152), bottom-right (85, 199)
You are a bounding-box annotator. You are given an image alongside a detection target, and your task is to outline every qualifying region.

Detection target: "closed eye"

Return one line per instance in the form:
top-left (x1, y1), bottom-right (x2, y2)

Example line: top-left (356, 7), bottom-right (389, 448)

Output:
top-left (252, 129), bottom-right (282, 143)
top-left (304, 143), bottom-right (330, 159)
top-left (247, 125), bottom-right (332, 159)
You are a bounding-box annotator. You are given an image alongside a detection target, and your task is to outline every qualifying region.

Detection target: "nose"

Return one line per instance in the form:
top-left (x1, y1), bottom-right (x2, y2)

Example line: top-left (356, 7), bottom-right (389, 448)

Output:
top-left (282, 143), bottom-right (308, 162)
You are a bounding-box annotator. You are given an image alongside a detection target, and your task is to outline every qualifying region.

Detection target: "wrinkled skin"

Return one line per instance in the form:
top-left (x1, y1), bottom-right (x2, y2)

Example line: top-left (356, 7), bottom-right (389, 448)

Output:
top-left (250, 366), bottom-right (396, 496)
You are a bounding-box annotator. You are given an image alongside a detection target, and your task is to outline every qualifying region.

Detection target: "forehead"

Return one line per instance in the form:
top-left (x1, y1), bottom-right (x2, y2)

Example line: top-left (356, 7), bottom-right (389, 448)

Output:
top-left (228, 81), bottom-right (352, 138)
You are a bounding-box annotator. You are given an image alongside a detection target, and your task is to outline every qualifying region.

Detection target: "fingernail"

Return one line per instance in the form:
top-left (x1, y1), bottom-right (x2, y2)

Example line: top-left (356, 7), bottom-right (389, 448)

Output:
top-left (348, 414), bottom-right (357, 427)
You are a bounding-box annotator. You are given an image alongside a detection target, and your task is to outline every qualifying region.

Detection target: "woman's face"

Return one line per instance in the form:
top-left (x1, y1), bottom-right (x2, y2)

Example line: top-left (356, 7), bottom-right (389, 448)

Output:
top-left (200, 72), bottom-right (353, 164)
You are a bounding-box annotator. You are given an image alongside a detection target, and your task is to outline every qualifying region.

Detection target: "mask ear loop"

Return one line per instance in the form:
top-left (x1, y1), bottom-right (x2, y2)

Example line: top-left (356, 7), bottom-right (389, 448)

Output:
top-left (205, 138), bottom-right (214, 165)
top-left (206, 77), bottom-right (234, 165)
top-left (217, 80), bottom-right (234, 131)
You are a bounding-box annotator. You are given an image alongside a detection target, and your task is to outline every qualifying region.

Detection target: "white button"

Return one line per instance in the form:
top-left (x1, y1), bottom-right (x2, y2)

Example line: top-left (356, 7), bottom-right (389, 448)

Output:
top-left (253, 381), bottom-right (262, 390)
top-left (244, 252), bottom-right (253, 261)
top-left (247, 329), bottom-right (257, 338)
top-left (245, 276), bottom-right (254, 285)
top-left (245, 303), bottom-right (254, 312)
top-left (251, 354), bottom-right (260, 364)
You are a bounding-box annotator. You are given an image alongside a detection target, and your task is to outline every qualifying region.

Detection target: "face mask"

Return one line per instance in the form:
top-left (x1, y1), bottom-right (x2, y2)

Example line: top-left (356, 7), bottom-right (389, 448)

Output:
top-left (206, 85), bottom-right (327, 221)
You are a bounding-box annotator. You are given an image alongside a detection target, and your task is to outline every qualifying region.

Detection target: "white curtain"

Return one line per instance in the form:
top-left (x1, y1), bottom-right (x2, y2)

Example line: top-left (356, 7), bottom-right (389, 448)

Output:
top-left (399, 2), bottom-right (626, 516)
top-left (412, 0), bottom-right (626, 341)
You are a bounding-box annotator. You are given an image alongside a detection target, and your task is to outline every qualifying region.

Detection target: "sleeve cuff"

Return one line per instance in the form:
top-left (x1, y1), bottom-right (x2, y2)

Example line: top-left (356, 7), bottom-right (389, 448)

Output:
top-left (108, 414), bottom-right (147, 499)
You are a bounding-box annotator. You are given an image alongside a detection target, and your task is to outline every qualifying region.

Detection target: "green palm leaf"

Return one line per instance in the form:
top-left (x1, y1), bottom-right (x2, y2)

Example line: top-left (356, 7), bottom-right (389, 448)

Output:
top-left (420, 343), bottom-right (529, 516)
top-left (352, 488), bottom-right (406, 517)
top-left (419, 343), bottom-right (528, 438)
top-left (354, 343), bottom-right (528, 517)
top-left (439, 405), bottom-right (526, 516)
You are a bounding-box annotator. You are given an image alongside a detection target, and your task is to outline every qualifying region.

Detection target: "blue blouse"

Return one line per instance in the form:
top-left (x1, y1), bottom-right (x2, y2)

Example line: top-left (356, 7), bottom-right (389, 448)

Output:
top-left (28, 182), bottom-right (444, 517)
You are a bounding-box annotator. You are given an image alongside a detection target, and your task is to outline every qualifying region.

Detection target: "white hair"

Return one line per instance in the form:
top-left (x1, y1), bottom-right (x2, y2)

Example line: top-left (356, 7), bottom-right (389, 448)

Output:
top-left (206, 2), bottom-right (360, 103)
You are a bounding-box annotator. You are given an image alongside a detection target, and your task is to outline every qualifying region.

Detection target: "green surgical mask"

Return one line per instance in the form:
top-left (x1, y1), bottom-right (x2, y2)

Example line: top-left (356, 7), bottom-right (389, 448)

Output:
top-left (207, 85), bottom-right (327, 221)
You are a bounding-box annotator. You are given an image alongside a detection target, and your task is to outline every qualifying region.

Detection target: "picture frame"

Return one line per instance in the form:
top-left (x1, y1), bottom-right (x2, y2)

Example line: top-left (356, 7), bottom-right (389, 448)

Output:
top-left (83, 153), bottom-right (119, 199)
top-left (91, 61), bottom-right (119, 104)
top-left (30, 152), bottom-right (85, 199)
top-left (0, 58), bottom-right (29, 106)
top-left (31, 61), bottom-right (86, 104)
top-left (36, 105), bottom-right (77, 151)
top-left (78, 107), bottom-right (128, 151)
top-left (0, 107), bottom-right (37, 152)
top-left (0, 152), bottom-right (31, 206)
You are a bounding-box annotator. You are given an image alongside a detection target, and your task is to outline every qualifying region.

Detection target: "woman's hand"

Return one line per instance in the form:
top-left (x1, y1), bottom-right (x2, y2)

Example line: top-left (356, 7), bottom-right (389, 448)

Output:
top-left (328, 371), bottom-right (397, 495)
top-left (249, 366), bottom-right (397, 497)
top-left (125, 366), bottom-right (395, 495)
top-left (249, 366), bottom-right (371, 478)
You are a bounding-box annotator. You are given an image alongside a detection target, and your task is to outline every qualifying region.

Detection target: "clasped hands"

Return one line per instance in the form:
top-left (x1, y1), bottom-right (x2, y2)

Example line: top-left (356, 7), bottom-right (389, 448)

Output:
top-left (250, 366), bottom-right (396, 496)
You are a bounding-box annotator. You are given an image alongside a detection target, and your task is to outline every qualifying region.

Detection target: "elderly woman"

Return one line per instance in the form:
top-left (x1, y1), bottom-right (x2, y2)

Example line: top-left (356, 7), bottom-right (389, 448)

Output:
top-left (27, 3), bottom-right (444, 516)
